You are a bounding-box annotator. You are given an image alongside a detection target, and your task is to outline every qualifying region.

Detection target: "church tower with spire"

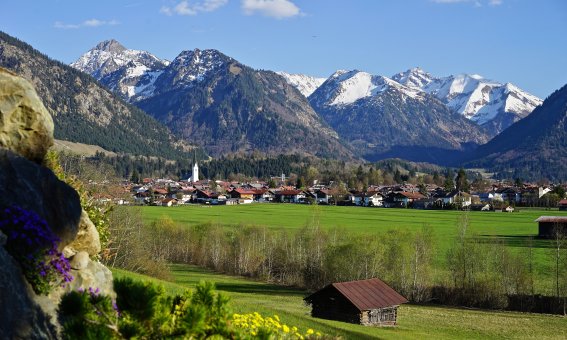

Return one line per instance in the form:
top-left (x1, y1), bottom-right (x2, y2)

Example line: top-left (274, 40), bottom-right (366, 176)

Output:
top-left (189, 151), bottom-right (199, 183)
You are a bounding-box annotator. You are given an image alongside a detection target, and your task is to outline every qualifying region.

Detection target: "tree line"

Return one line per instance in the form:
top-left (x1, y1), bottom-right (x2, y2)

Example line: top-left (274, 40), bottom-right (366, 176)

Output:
top-left (104, 207), bottom-right (567, 314)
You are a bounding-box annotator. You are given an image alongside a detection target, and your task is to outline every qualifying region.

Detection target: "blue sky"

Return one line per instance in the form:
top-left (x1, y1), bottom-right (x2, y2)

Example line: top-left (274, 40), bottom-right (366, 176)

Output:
top-left (2, 0), bottom-right (566, 97)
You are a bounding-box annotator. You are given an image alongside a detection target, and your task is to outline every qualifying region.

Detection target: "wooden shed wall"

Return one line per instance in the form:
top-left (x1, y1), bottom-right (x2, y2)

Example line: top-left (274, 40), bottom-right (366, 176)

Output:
top-left (539, 221), bottom-right (567, 238)
top-left (307, 287), bottom-right (362, 324)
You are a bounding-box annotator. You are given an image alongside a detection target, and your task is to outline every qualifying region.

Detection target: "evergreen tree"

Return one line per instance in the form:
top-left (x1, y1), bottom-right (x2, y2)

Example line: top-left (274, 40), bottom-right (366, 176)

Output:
top-left (394, 169), bottom-right (402, 184)
top-left (444, 169), bottom-right (455, 192)
top-left (455, 168), bottom-right (470, 192)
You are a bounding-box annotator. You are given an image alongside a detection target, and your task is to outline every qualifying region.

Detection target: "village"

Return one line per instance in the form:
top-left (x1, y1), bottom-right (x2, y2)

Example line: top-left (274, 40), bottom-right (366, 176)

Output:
top-left (126, 161), bottom-right (567, 212)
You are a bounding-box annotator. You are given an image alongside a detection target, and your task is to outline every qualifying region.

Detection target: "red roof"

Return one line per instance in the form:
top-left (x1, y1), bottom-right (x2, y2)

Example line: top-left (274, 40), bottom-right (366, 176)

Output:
top-left (398, 191), bottom-right (425, 199)
top-left (559, 200), bottom-right (567, 205)
top-left (278, 189), bottom-right (303, 195)
top-left (332, 278), bottom-right (408, 310)
top-left (535, 216), bottom-right (567, 223)
top-left (306, 278), bottom-right (408, 311)
top-left (233, 188), bottom-right (257, 195)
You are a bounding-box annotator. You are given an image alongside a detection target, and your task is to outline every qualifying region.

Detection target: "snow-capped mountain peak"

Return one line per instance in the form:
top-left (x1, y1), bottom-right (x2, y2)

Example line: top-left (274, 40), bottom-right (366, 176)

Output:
top-left (391, 68), bottom-right (542, 132)
top-left (276, 72), bottom-right (326, 97)
top-left (392, 67), bottom-right (434, 89)
top-left (311, 70), bottom-right (423, 107)
top-left (71, 39), bottom-right (171, 101)
top-left (71, 39), bottom-right (169, 79)
top-left (160, 49), bottom-right (230, 90)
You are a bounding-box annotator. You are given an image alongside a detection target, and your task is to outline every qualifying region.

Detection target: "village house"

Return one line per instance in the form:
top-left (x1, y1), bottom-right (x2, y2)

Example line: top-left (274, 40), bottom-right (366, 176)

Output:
top-left (348, 191), bottom-right (364, 206)
top-left (254, 189), bottom-right (274, 202)
top-left (364, 192), bottom-right (384, 207)
top-left (133, 191), bottom-right (149, 205)
top-left (496, 187), bottom-right (522, 203)
top-left (275, 189), bottom-right (306, 203)
top-left (314, 189), bottom-right (332, 204)
top-left (439, 190), bottom-right (472, 208)
top-left (230, 188), bottom-right (256, 201)
top-left (195, 189), bottom-right (219, 203)
top-left (384, 192), bottom-right (425, 208)
top-left (520, 186), bottom-right (552, 205)
top-left (558, 199), bottom-right (567, 211)
top-left (161, 198), bottom-right (178, 207)
top-left (181, 187), bottom-right (197, 203)
top-left (304, 278), bottom-right (408, 326)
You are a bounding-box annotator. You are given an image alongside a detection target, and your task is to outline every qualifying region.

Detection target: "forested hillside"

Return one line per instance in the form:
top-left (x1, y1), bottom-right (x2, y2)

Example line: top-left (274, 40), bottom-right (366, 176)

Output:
top-left (0, 31), bottom-right (193, 160)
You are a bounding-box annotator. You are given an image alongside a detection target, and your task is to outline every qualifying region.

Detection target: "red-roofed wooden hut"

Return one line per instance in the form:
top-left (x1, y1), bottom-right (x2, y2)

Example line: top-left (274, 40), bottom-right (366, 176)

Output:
top-left (304, 278), bottom-right (408, 326)
top-left (535, 216), bottom-right (567, 238)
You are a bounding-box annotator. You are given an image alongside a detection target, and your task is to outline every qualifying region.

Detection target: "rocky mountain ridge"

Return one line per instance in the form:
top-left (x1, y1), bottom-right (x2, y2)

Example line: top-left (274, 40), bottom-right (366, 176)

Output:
top-left (392, 68), bottom-right (542, 135)
top-left (73, 40), bottom-right (353, 159)
top-left (466, 83), bottom-right (567, 181)
top-left (278, 67), bottom-right (542, 136)
top-left (309, 69), bottom-right (490, 163)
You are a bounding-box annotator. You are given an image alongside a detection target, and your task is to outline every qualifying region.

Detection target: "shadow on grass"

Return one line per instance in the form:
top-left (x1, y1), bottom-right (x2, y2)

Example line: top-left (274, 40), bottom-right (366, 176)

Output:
top-left (475, 234), bottom-right (553, 248)
top-left (169, 264), bottom-right (306, 297)
top-left (214, 282), bottom-right (305, 297)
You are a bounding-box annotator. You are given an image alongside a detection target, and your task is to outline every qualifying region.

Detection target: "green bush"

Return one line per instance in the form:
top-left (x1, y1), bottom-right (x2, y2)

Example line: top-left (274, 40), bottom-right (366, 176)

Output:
top-left (58, 278), bottom-right (240, 339)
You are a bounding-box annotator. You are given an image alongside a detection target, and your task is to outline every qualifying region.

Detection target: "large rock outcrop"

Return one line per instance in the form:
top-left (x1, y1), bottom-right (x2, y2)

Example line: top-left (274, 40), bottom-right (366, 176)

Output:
top-left (63, 209), bottom-right (102, 257)
top-left (0, 68), bottom-right (54, 164)
top-left (0, 149), bottom-right (81, 245)
top-left (0, 68), bottom-right (115, 338)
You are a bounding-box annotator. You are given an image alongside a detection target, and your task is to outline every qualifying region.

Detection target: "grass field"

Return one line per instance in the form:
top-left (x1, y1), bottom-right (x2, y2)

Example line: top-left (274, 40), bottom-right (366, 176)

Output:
top-left (112, 264), bottom-right (567, 339)
top-left (141, 204), bottom-right (567, 291)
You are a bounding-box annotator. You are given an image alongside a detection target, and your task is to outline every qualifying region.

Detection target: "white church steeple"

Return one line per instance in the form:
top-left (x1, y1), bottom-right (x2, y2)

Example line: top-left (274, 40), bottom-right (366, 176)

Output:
top-left (189, 151), bottom-right (199, 183)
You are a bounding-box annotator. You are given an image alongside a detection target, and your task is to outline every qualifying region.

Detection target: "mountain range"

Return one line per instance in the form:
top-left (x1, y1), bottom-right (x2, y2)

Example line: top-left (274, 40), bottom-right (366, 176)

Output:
top-left (308, 69), bottom-right (489, 163)
top-left (72, 40), bottom-right (353, 159)
top-left (392, 68), bottom-right (542, 136)
top-left (2, 31), bottom-right (565, 180)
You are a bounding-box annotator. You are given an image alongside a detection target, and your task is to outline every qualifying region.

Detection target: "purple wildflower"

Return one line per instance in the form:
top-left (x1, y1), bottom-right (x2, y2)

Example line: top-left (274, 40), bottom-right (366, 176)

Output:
top-left (0, 206), bottom-right (74, 294)
top-left (112, 300), bottom-right (121, 317)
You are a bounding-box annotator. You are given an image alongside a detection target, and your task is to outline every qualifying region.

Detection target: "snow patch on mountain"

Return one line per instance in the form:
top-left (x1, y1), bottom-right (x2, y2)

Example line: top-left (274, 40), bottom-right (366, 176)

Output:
top-left (393, 68), bottom-right (542, 128)
top-left (71, 39), bottom-right (170, 101)
top-left (71, 39), bottom-right (169, 79)
top-left (276, 72), bottom-right (326, 97)
top-left (165, 49), bottom-right (228, 89)
top-left (312, 70), bottom-right (423, 107)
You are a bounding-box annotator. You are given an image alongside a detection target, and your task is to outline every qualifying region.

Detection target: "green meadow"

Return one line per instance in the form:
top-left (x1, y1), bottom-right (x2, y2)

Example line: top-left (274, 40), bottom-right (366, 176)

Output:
top-left (113, 264), bottom-right (567, 339)
top-left (140, 204), bottom-right (566, 239)
top-left (141, 204), bottom-right (567, 291)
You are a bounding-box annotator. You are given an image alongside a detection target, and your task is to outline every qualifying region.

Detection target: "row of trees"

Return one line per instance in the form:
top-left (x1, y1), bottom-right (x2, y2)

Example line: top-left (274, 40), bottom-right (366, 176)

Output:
top-left (77, 151), bottom-right (481, 192)
top-left (104, 207), bottom-right (567, 313)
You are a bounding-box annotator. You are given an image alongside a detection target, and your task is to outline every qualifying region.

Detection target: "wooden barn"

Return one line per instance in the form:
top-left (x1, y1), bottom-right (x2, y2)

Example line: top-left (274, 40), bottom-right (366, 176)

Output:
top-left (536, 216), bottom-right (567, 238)
top-left (304, 278), bottom-right (408, 326)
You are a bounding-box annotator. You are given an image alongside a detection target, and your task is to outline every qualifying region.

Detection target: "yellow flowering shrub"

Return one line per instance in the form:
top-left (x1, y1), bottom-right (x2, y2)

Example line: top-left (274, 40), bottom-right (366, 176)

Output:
top-left (232, 312), bottom-right (323, 339)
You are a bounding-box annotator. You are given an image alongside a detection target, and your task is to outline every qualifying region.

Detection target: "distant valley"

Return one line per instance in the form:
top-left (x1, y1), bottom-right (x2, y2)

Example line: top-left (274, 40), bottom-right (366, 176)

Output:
top-left (2, 31), bottom-right (566, 180)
